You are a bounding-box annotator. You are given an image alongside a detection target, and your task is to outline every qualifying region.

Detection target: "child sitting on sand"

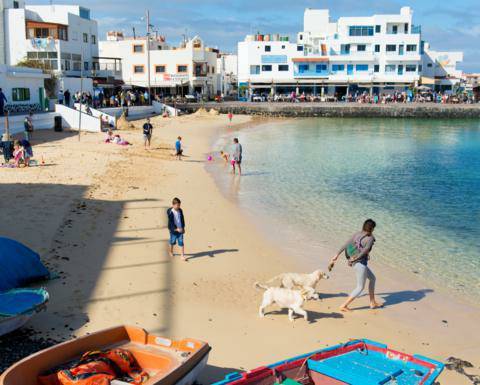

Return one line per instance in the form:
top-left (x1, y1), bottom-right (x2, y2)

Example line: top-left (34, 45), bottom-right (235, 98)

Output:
top-left (12, 141), bottom-right (29, 167)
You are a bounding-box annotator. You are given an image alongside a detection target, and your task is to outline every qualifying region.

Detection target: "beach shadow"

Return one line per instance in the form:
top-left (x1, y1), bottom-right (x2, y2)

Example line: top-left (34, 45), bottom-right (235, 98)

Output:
top-left (353, 289), bottom-right (434, 310)
top-left (186, 248), bottom-right (239, 260)
top-left (266, 309), bottom-right (344, 323)
top-left (319, 292), bottom-right (349, 299)
top-left (199, 364), bottom-right (242, 384)
top-left (379, 289), bottom-right (434, 307)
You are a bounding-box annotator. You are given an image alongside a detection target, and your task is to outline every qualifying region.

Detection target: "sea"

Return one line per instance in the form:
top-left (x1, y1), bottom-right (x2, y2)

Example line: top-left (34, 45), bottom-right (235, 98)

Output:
top-left (210, 118), bottom-right (480, 304)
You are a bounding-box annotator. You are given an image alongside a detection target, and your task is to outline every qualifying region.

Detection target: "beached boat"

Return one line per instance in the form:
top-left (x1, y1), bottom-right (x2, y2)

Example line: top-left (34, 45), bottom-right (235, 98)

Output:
top-left (0, 326), bottom-right (210, 385)
top-left (0, 288), bottom-right (49, 337)
top-left (213, 339), bottom-right (444, 385)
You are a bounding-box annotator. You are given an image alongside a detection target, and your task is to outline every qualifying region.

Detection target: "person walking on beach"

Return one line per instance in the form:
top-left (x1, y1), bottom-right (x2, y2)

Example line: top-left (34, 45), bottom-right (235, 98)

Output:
top-left (228, 111), bottom-right (233, 123)
top-left (167, 197), bottom-right (186, 261)
top-left (329, 219), bottom-right (382, 312)
top-left (175, 136), bottom-right (183, 160)
top-left (143, 118), bottom-right (153, 149)
top-left (24, 112), bottom-right (34, 141)
top-left (232, 137), bottom-right (242, 175)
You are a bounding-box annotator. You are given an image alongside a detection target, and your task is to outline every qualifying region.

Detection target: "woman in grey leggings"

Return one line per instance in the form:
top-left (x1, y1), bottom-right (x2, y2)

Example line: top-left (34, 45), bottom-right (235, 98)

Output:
top-left (330, 219), bottom-right (382, 312)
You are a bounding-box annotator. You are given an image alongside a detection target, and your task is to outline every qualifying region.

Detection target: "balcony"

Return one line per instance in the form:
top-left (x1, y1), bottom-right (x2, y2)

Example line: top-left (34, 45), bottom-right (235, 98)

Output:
top-left (25, 38), bottom-right (57, 52)
top-left (411, 25), bottom-right (421, 34)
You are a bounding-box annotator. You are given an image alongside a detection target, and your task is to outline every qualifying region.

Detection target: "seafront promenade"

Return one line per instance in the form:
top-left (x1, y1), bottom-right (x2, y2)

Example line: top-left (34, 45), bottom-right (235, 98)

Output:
top-left (176, 102), bottom-right (480, 118)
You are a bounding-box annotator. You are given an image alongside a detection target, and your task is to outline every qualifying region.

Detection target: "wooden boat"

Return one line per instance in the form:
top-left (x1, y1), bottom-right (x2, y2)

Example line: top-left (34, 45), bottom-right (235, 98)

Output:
top-left (0, 326), bottom-right (210, 385)
top-left (0, 288), bottom-right (49, 337)
top-left (213, 339), bottom-right (444, 385)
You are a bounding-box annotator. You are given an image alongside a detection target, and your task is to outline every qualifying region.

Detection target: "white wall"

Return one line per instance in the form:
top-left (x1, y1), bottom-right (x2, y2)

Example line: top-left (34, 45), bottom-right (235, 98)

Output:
top-left (0, 112), bottom-right (57, 136)
top-left (0, 64), bottom-right (47, 108)
top-left (74, 102), bottom-right (116, 126)
top-left (98, 105), bottom-right (156, 120)
top-left (55, 103), bottom-right (101, 132)
top-left (152, 100), bottom-right (178, 116)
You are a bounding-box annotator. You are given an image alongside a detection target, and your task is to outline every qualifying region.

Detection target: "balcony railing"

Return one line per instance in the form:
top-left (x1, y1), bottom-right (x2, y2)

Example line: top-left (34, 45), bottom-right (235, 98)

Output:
top-left (411, 25), bottom-right (421, 34)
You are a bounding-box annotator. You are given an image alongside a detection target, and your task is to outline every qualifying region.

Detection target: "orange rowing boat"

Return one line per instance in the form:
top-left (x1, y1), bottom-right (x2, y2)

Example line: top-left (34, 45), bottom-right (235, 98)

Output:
top-left (0, 326), bottom-right (210, 385)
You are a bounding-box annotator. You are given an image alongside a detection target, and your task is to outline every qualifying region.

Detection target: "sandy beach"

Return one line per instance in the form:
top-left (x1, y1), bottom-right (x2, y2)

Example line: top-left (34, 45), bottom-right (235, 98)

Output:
top-left (1, 113), bottom-right (479, 384)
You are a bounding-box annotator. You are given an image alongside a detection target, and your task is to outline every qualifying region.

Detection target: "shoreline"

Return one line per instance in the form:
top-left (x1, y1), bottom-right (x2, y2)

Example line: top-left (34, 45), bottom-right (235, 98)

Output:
top-left (207, 118), bottom-right (480, 309)
top-left (0, 114), bottom-right (479, 384)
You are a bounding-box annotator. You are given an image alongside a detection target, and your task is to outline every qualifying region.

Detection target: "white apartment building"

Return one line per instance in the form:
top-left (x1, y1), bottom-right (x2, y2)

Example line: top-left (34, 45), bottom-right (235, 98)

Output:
top-left (238, 7), bottom-right (463, 99)
top-left (217, 53), bottom-right (237, 96)
top-left (99, 32), bottom-right (220, 97)
top-left (0, 0), bottom-right (120, 98)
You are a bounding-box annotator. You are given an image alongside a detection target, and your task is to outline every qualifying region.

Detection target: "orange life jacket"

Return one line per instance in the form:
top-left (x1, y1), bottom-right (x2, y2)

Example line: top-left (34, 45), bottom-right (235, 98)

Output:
top-left (38, 349), bottom-right (149, 385)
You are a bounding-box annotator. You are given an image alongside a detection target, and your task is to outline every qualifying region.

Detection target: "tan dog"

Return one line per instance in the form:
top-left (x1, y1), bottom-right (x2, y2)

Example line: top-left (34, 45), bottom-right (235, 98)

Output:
top-left (265, 269), bottom-right (329, 300)
top-left (255, 283), bottom-right (309, 322)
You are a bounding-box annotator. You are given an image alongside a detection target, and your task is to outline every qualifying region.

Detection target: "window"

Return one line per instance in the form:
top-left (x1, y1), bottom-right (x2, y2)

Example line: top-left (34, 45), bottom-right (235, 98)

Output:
top-left (375, 25), bottom-right (381, 33)
top-left (12, 88), bottom-right (30, 101)
top-left (91, 35), bottom-right (96, 44)
top-left (374, 64), bottom-right (380, 72)
top-left (155, 65), bottom-right (166, 73)
top-left (386, 44), bottom-right (396, 52)
top-left (250, 65), bottom-right (260, 75)
top-left (84, 61), bottom-right (89, 71)
top-left (281, 45), bottom-right (285, 49)
top-left (398, 64), bottom-right (404, 74)
top-left (406, 64), bottom-right (416, 72)
top-left (418, 65), bottom-right (423, 72)
top-left (298, 64), bottom-right (309, 73)
top-left (58, 27), bottom-right (68, 41)
top-left (73, 61), bottom-right (81, 71)
top-left (406, 44), bottom-right (417, 52)
top-left (83, 33), bottom-right (88, 43)
top-left (356, 64), bottom-right (368, 71)
top-left (331, 64), bottom-right (345, 72)
top-left (13, 1), bottom-right (19, 8)
top-left (316, 64), bottom-right (327, 73)
top-left (177, 65), bottom-right (188, 73)
top-left (385, 64), bottom-right (396, 73)
top-left (299, 34), bottom-right (303, 40)
top-left (278, 64), bottom-right (289, 71)
top-left (79, 7), bottom-right (90, 20)
top-left (404, 23), bottom-right (409, 33)
top-left (374, 44), bottom-right (380, 53)
top-left (357, 44), bottom-right (366, 52)
top-left (297, 45), bottom-right (304, 51)
top-left (64, 60), bottom-right (71, 71)
top-left (133, 44), bottom-right (144, 53)
top-left (133, 65), bottom-right (144, 73)
top-left (261, 65), bottom-right (272, 72)
top-left (265, 45), bottom-right (271, 52)
top-left (340, 44), bottom-right (350, 54)
top-left (392, 25), bottom-right (398, 34)
top-left (349, 26), bottom-right (374, 36)
top-left (427, 63), bottom-right (433, 68)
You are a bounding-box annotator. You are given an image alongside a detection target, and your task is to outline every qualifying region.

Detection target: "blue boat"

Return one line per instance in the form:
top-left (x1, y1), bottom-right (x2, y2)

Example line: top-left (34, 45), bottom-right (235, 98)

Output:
top-left (213, 339), bottom-right (444, 385)
top-left (0, 288), bottom-right (49, 336)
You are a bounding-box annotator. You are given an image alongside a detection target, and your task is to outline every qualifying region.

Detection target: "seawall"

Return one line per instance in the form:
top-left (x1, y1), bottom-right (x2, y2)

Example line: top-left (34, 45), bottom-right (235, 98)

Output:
top-left (176, 102), bottom-right (480, 118)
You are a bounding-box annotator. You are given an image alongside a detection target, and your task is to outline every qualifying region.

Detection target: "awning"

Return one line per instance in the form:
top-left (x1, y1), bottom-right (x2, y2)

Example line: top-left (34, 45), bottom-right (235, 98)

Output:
top-left (420, 76), bottom-right (435, 85)
top-left (292, 57), bottom-right (329, 62)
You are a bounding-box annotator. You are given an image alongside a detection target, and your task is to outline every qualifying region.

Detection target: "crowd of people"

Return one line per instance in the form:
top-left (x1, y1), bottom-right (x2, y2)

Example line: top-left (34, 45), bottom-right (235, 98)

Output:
top-left (252, 89), bottom-right (477, 104)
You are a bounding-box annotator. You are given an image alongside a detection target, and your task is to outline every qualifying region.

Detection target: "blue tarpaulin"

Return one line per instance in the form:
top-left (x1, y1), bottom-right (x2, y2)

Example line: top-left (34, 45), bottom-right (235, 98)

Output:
top-left (0, 237), bottom-right (50, 292)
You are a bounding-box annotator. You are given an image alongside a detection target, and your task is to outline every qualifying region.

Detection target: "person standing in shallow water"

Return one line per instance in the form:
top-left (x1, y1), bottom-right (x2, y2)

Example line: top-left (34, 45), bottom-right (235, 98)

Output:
top-left (329, 219), bottom-right (382, 312)
top-left (232, 137), bottom-right (242, 175)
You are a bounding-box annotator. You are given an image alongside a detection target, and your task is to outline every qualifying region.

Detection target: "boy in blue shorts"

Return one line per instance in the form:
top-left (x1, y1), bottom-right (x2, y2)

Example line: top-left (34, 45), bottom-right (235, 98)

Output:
top-left (167, 197), bottom-right (186, 260)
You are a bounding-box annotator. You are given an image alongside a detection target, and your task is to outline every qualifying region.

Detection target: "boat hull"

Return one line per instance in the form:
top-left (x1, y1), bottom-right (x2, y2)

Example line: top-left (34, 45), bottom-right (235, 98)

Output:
top-left (0, 325), bottom-right (210, 385)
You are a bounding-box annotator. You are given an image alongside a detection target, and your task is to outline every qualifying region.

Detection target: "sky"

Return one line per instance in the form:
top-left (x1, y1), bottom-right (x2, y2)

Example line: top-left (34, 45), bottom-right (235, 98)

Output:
top-left (30, 0), bottom-right (480, 72)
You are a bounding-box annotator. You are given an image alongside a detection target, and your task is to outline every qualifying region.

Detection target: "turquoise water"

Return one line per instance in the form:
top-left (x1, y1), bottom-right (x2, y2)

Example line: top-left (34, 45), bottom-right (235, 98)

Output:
top-left (212, 118), bottom-right (480, 303)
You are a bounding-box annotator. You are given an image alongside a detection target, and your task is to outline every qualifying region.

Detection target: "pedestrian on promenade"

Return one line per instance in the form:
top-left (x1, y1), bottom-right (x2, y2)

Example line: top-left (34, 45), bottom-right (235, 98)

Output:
top-left (0, 88), bottom-right (7, 116)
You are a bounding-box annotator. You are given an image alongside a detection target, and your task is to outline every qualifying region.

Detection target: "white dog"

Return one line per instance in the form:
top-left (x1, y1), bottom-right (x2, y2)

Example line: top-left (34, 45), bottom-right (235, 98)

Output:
top-left (255, 283), bottom-right (309, 322)
top-left (265, 269), bottom-right (329, 300)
